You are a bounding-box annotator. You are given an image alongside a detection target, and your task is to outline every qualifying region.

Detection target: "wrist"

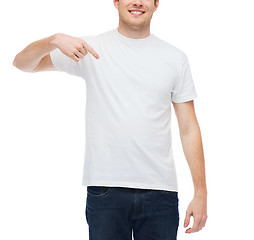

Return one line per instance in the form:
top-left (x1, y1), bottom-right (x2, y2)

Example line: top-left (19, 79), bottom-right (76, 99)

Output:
top-left (48, 33), bottom-right (62, 50)
top-left (194, 189), bottom-right (207, 198)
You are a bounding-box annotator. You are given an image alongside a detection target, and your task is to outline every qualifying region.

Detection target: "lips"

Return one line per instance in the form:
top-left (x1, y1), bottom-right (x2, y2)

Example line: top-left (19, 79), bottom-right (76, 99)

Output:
top-left (128, 10), bottom-right (145, 16)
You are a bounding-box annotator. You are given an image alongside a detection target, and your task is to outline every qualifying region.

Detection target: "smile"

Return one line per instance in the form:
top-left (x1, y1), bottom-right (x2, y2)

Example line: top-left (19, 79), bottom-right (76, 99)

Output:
top-left (128, 10), bottom-right (145, 16)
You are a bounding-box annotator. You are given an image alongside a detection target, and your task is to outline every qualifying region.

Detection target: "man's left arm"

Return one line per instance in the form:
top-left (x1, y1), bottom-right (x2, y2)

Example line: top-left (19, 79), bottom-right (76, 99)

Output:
top-left (173, 100), bottom-right (208, 234)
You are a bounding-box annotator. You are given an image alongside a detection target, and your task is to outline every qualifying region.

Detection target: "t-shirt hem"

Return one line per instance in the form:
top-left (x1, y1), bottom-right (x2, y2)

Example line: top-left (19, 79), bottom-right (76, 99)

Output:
top-left (172, 94), bottom-right (198, 103)
top-left (82, 180), bottom-right (178, 192)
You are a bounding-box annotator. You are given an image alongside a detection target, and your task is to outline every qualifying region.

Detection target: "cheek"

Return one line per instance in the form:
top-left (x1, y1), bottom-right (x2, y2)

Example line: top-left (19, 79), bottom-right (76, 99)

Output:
top-left (146, 11), bottom-right (153, 18)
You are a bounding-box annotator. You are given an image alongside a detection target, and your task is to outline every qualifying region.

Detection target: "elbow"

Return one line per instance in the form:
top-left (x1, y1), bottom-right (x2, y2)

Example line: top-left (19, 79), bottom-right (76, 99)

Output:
top-left (12, 54), bottom-right (33, 72)
top-left (13, 54), bottom-right (21, 70)
top-left (13, 56), bottom-right (18, 68)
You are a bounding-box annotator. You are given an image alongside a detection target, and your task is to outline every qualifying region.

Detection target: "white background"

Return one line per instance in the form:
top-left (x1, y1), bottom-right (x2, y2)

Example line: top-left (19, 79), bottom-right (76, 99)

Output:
top-left (1, 0), bottom-right (253, 239)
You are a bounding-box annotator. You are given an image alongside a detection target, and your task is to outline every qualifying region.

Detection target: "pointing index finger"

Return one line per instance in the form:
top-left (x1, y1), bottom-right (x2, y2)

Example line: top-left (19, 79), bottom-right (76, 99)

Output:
top-left (83, 41), bottom-right (100, 59)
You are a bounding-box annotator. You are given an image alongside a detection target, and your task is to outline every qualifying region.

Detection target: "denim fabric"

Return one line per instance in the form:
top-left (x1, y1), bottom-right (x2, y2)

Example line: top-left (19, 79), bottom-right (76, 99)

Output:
top-left (85, 186), bottom-right (179, 240)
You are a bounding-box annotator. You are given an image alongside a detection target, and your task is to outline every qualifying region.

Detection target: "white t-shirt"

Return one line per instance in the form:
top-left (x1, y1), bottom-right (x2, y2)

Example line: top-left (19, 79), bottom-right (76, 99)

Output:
top-left (50, 28), bottom-right (198, 192)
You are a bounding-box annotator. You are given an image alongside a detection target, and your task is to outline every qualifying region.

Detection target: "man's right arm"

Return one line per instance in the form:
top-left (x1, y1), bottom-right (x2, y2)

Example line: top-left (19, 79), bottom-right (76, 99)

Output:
top-left (13, 33), bottom-right (100, 73)
top-left (12, 34), bottom-right (59, 72)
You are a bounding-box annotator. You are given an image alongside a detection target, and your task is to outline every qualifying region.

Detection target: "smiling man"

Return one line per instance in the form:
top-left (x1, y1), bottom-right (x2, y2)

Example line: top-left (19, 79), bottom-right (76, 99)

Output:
top-left (117, 0), bottom-right (154, 31)
top-left (13, 0), bottom-right (207, 239)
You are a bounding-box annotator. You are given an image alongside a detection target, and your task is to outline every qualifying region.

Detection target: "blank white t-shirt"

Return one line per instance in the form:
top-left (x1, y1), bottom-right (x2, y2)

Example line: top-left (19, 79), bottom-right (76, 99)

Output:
top-left (50, 28), bottom-right (198, 192)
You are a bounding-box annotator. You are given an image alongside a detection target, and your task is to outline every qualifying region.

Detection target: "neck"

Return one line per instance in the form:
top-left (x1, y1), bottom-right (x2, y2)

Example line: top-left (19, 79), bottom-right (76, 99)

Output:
top-left (117, 23), bottom-right (151, 39)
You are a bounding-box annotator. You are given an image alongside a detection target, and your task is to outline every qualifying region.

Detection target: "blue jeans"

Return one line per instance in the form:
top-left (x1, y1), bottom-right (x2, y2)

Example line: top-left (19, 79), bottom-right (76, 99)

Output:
top-left (85, 186), bottom-right (179, 240)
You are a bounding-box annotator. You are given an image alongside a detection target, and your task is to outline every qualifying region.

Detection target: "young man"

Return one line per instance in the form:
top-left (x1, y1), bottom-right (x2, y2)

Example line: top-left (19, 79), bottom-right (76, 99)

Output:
top-left (13, 0), bottom-right (207, 239)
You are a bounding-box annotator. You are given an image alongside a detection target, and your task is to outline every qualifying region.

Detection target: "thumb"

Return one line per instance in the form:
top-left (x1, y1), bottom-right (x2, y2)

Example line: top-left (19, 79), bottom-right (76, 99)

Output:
top-left (184, 210), bottom-right (192, 228)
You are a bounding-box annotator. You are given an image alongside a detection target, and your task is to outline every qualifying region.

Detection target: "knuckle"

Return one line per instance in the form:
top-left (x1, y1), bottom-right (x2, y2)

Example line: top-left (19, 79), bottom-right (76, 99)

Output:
top-left (75, 44), bottom-right (82, 50)
top-left (84, 42), bottom-right (90, 49)
top-left (78, 44), bottom-right (84, 50)
top-left (81, 43), bottom-right (86, 49)
top-left (68, 52), bottom-right (74, 58)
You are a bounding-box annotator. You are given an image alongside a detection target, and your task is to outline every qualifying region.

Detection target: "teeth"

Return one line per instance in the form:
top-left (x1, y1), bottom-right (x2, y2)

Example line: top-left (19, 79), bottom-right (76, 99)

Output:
top-left (130, 11), bottom-right (143, 15)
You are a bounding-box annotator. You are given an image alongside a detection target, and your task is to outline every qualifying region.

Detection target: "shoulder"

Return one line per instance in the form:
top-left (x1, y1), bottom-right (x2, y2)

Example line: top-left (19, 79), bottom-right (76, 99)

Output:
top-left (152, 34), bottom-right (187, 58)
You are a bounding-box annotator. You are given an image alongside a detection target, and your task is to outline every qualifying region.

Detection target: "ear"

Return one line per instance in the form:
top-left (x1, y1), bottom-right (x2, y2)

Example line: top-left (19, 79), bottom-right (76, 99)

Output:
top-left (154, 0), bottom-right (159, 12)
top-left (113, 0), bottom-right (119, 10)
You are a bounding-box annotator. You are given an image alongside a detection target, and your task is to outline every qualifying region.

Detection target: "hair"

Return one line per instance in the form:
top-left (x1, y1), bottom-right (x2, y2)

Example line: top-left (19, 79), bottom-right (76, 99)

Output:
top-left (117, 0), bottom-right (158, 5)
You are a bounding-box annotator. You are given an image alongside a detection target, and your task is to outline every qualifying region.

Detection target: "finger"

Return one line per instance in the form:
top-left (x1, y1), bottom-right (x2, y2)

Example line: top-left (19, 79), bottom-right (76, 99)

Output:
top-left (185, 216), bottom-right (201, 233)
top-left (74, 50), bottom-right (85, 59)
top-left (83, 41), bottom-right (100, 59)
top-left (79, 46), bottom-right (88, 57)
top-left (197, 215), bottom-right (208, 231)
top-left (184, 210), bottom-right (192, 228)
top-left (75, 44), bottom-right (88, 57)
top-left (72, 53), bottom-right (81, 62)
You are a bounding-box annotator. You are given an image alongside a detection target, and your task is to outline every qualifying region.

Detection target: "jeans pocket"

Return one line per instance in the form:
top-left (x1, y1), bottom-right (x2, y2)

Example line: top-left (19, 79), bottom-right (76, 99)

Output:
top-left (87, 186), bottom-right (112, 197)
top-left (159, 190), bottom-right (178, 199)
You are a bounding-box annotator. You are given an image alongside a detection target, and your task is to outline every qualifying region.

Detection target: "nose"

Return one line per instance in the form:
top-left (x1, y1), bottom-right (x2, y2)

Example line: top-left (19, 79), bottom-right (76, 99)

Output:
top-left (132, 0), bottom-right (144, 7)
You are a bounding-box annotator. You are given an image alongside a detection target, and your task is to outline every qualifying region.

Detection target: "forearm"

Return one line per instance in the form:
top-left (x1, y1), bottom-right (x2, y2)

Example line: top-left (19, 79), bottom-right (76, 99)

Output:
top-left (180, 125), bottom-right (207, 197)
top-left (13, 34), bottom-right (58, 72)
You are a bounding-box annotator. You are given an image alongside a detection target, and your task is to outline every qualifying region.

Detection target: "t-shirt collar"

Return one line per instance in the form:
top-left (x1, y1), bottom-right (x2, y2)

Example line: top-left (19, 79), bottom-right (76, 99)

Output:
top-left (113, 27), bottom-right (154, 45)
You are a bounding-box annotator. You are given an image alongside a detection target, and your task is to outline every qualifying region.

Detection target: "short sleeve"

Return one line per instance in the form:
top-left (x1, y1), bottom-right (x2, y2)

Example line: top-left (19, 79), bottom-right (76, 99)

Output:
top-left (49, 35), bottom-right (94, 78)
top-left (171, 52), bottom-right (198, 103)
top-left (50, 44), bottom-right (83, 77)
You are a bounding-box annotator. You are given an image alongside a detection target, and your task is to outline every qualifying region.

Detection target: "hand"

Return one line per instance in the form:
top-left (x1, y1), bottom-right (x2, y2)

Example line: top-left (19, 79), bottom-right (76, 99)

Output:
top-left (184, 193), bottom-right (208, 233)
top-left (51, 33), bottom-right (100, 62)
